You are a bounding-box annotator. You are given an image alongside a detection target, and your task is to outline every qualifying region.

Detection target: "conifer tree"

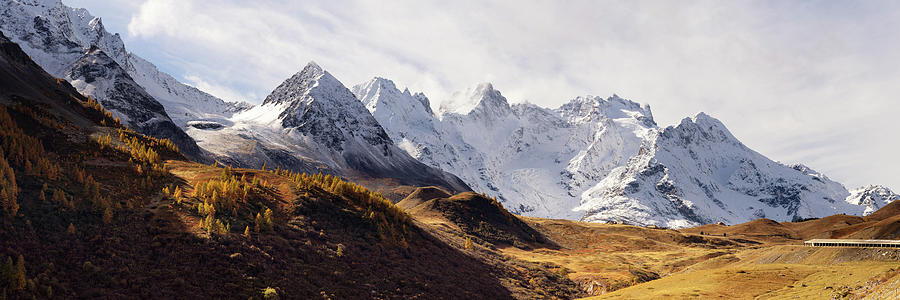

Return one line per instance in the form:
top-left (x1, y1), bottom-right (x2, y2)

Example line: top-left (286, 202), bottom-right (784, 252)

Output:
top-left (172, 186), bottom-right (182, 200)
top-left (254, 213), bottom-right (262, 233)
top-left (102, 207), bottom-right (113, 224)
top-left (205, 214), bottom-right (214, 235)
top-left (67, 223), bottom-right (75, 235)
top-left (0, 153), bottom-right (18, 217)
top-left (12, 255), bottom-right (24, 291)
top-left (244, 226), bottom-right (251, 239)
top-left (264, 208), bottom-right (274, 231)
top-left (1, 256), bottom-right (12, 290)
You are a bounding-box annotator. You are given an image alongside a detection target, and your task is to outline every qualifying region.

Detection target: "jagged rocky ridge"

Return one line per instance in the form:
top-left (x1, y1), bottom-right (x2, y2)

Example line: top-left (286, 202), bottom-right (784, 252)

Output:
top-left (0, 0), bottom-right (466, 193)
top-left (187, 63), bottom-right (470, 193)
top-left (576, 113), bottom-right (876, 228)
top-left (846, 185), bottom-right (900, 216)
top-left (357, 79), bottom-right (896, 227)
top-left (0, 0), bottom-right (247, 159)
top-left (353, 78), bottom-right (655, 219)
top-left (66, 47), bottom-right (202, 157)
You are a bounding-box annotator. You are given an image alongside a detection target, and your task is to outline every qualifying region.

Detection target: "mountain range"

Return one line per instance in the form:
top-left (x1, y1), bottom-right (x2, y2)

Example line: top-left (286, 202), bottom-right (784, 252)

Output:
top-left (2, 0), bottom-right (896, 228)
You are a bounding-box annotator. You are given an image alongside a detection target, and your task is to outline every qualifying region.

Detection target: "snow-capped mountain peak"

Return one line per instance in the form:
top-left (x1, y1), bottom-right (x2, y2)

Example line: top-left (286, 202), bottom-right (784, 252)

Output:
top-left (1, 0), bottom-right (251, 130)
top-left (253, 61), bottom-right (393, 153)
top-left (577, 112), bottom-right (856, 228)
top-left (65, 45), bottom-right (204, 158)
top-left (262, 61), bottom-right (330, 106)
top-left (189, 63), bottom-right (470, 193)
top-left (360, 77), bottom-right (658, 219)
top-left (1, 0), bottom-right (126, 74)
top-left (412, 92), bottom-right (434, 115)
top-left (664, 112), bottom-right (742, 147)
top-left (557, 94), bottom-right (656, 128)
top-left (439, 82), bottom-right (511, 117)
top-left (354, 77), bottom-right (408, 112)
top-left (352, 76), bottom-right (436, 120)
top-left (846, 185), bottom-right (900, 215)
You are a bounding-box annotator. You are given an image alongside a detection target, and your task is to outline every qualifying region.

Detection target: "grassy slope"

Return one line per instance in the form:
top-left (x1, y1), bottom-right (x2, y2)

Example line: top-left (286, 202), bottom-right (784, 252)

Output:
top-left (0, 32), bottom-right (581, 299)
top-left (502, 218), bottom-right (754, 295)
top-left (492, 202), bottom-right (900, 299)
top-left (589, 262), bottom-right (898, 300)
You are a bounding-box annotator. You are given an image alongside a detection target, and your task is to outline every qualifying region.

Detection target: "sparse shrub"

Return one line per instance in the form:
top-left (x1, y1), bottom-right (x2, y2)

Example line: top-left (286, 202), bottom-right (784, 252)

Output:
top-left (262, 286), bottom-right (279, 299)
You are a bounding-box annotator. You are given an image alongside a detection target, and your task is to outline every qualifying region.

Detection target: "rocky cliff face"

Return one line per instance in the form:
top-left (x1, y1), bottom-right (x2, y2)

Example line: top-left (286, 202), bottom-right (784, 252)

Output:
top-left (263, 63), bottom-right (393, 156)
top-left (0, 0), bottom-right (249, 160)
top-left (66, 47), bottom-right (202, 157)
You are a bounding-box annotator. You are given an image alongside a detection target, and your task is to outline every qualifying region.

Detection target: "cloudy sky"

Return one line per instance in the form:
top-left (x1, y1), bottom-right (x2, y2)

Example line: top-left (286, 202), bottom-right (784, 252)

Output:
top-left (64, 0), bottom-right (900, 191)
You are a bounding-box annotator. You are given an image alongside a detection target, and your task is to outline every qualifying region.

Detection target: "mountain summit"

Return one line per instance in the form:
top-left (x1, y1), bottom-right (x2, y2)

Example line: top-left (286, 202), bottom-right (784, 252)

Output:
top-left (577, 113), bottom-right (856, 228)
top-left (0, 0), bottom-right (251, 121)
top-left (357, 80), bottom-right (656, 219)
top-left (262, 62), bottom-right (393, 153)
top-left (66, 46), bottom-right (203, 157)
top-left (440, 82), bottom-right (511, 119)
top-left (189, 62), bottom-right (470, 193)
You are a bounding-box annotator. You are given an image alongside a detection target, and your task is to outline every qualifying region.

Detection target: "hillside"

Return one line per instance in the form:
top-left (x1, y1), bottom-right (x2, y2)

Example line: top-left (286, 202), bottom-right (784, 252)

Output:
top-left (578, 201), bottom-right (900, 298)
top-left (185, 62), bottom-right (471, 196)
top-left (0, 30), bottom-right (580, 299)
top-left (401, 189), bottom-right (551, 249)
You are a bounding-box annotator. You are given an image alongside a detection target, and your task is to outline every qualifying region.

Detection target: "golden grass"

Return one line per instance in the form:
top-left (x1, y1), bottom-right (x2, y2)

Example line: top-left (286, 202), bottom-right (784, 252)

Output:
top-left (500, 218), bottom-right (752, 295)
top-left (504, 216), bottom-right (900, 298)
top-left (585, 262), bottom-right (899, 300)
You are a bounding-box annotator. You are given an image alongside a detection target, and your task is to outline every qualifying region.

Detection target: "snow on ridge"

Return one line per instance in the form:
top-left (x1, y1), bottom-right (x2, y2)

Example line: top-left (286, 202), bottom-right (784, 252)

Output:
top-left (4, 0), bottom-right (886, 226)
top-left (846, 185), bottom-right (900, 215)
top-left (0, 0), bottom-right (251, 128)
top-left (357, 77), bottom-right (656, 220)
top-left (190, 63), bottom-right (470, 193)
top-left (439, 82), bottom-right (511, 117)
top-left (577, 112), bottom-right (858, 228)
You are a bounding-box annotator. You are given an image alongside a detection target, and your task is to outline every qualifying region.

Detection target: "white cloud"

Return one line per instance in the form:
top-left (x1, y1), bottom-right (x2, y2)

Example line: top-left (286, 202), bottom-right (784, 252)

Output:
top-left (183, 74), bottom-right (256, 104)
top-left (88, 0), bottom-right (900, 191)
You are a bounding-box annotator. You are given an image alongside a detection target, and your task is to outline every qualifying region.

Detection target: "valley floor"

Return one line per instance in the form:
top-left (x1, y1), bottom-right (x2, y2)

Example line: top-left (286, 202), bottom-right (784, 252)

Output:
top-left (591, 261), bottom-right (899, 299)
top-left (493, 214), bottom-right (900, 299)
